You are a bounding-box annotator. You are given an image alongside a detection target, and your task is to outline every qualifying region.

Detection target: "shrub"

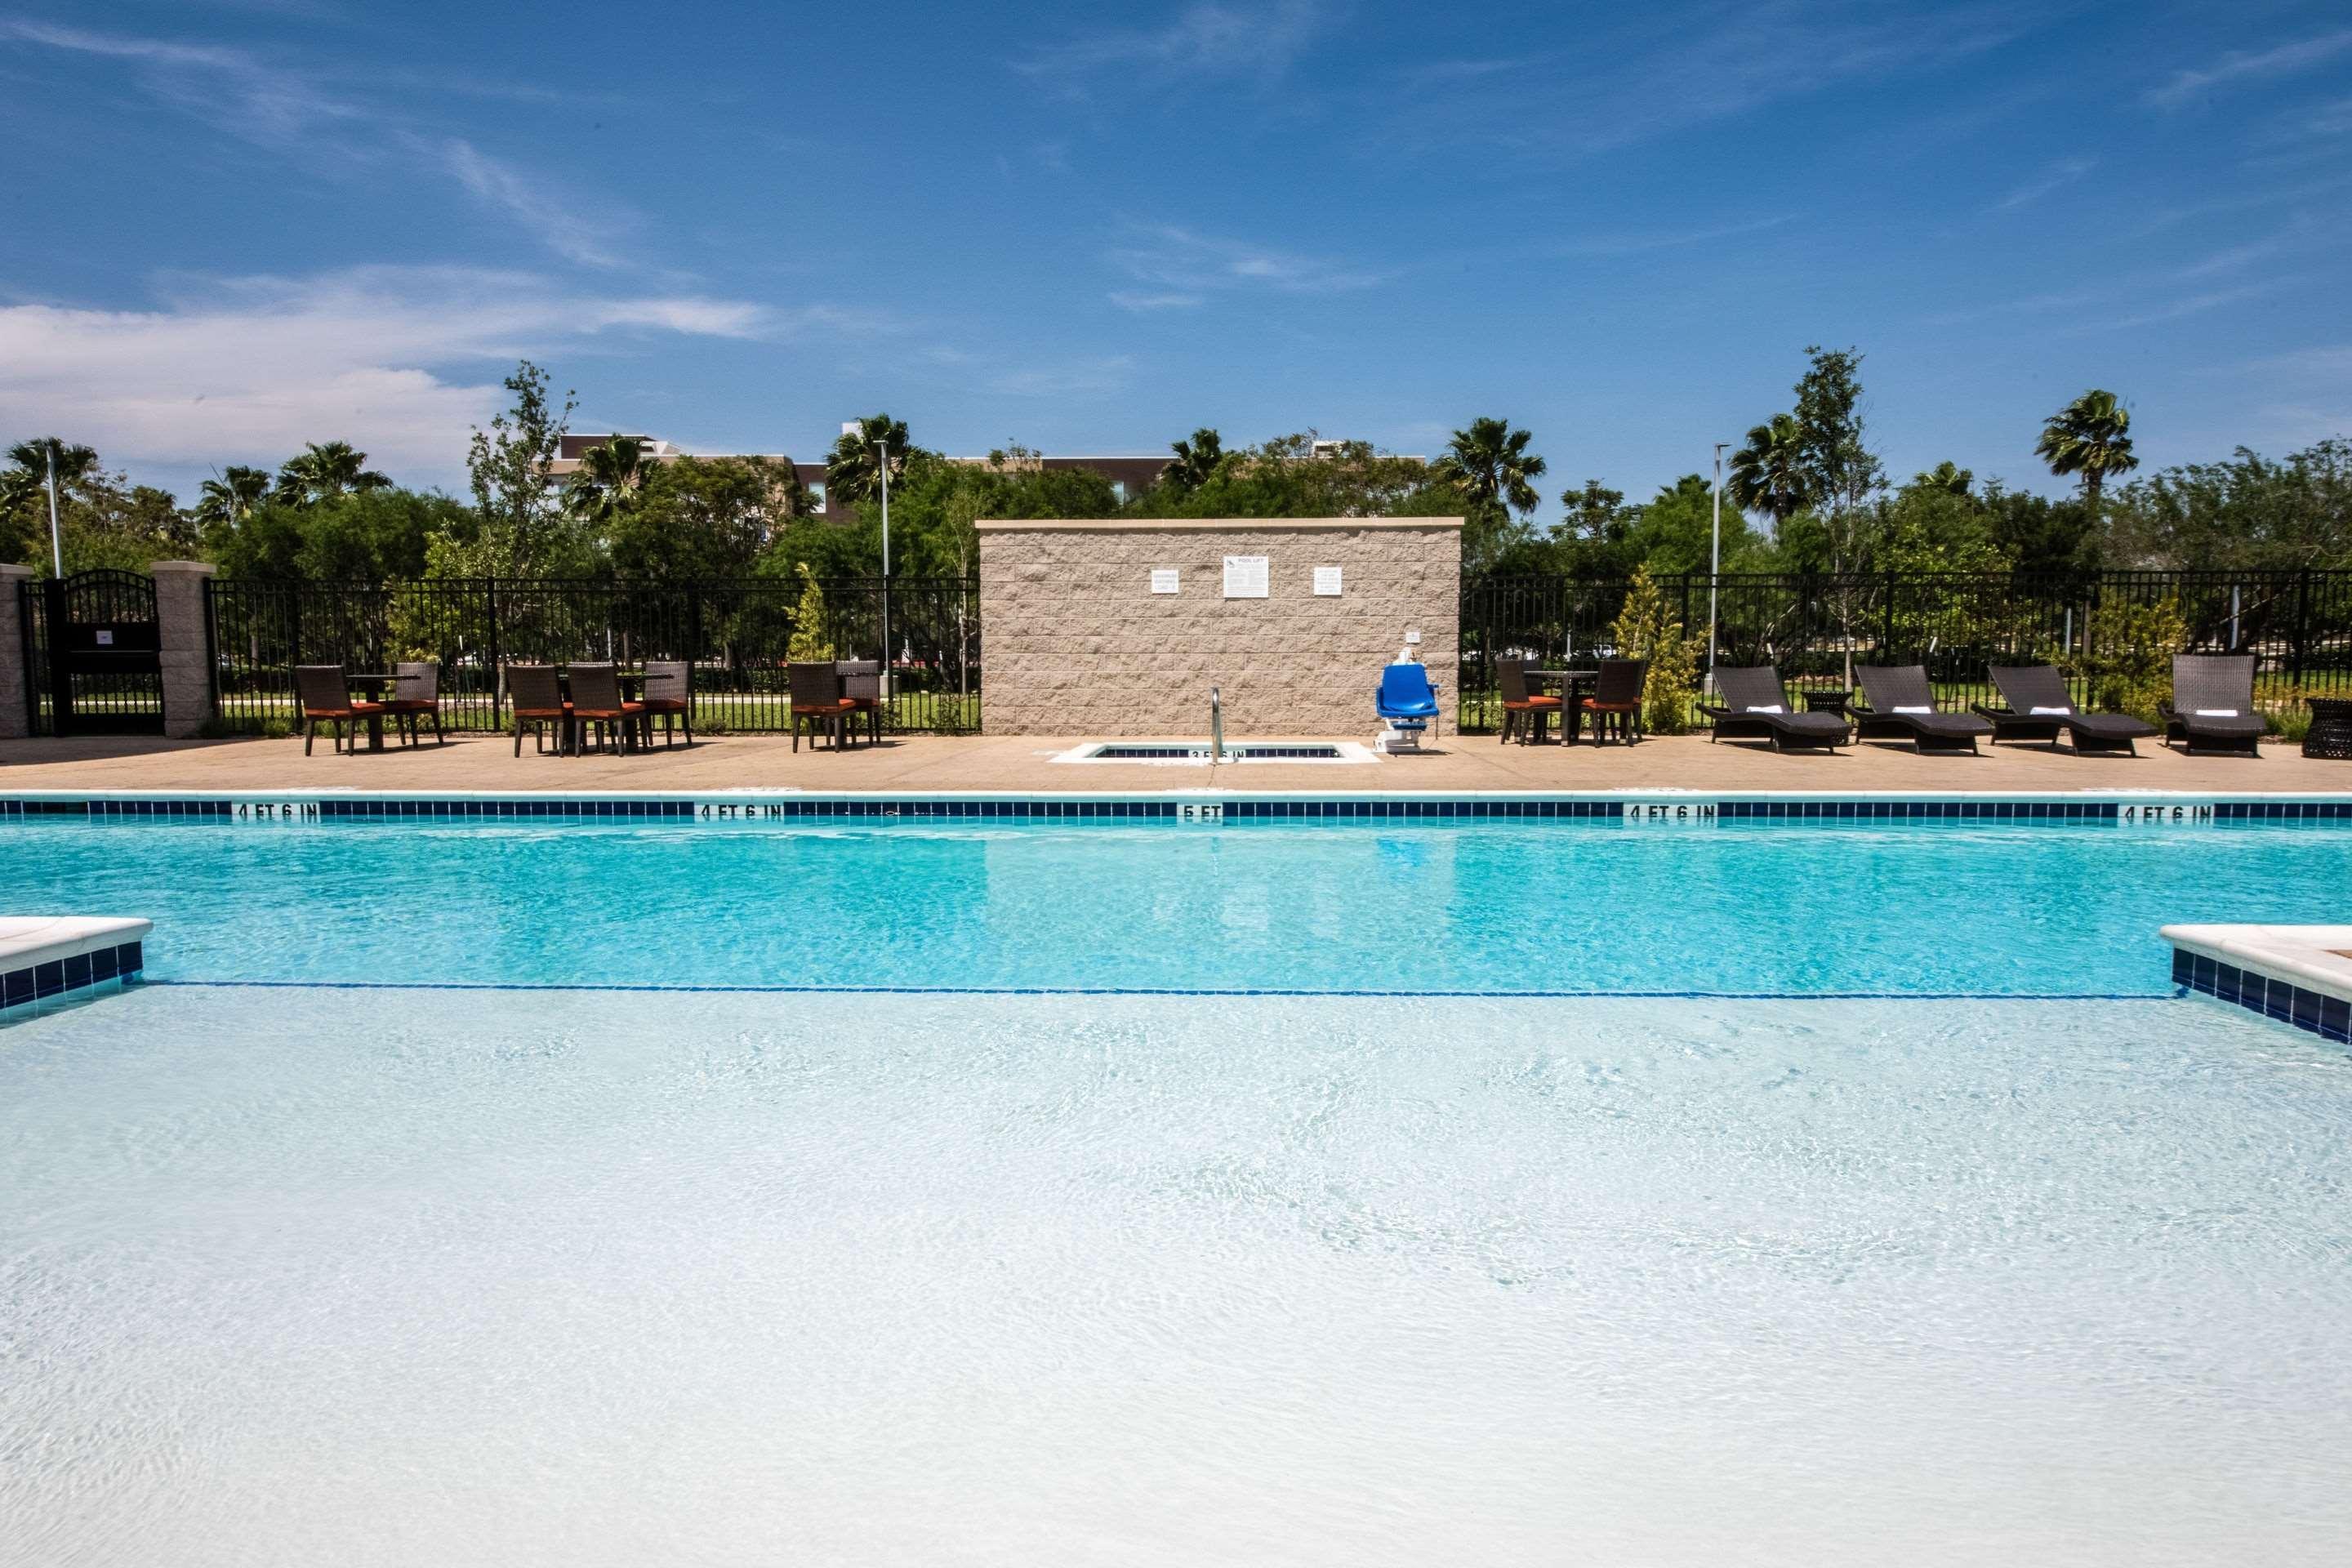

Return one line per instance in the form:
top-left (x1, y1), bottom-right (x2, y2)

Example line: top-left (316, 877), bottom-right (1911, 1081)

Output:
top-left (785, 564), bottom-right (834, 662)
top-left (1608, 565), bottom-right (1700, 733)
top-left (2079, 595), bottom-right (2188, 723)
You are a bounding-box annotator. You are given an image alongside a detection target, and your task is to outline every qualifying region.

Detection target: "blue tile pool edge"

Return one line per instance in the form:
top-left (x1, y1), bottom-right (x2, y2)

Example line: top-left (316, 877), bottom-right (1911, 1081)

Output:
top-left (0, 940), bottom-right (145, 1022)
top-left (2170, 946), bottom-right (2352, 1044)
top-left (146, 978), bottom-right (2175, 1001)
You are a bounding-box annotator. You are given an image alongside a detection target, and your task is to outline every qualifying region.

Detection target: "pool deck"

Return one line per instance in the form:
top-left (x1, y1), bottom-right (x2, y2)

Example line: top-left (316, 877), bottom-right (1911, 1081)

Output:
top-left (6, 731), bottom-right (2349, 794)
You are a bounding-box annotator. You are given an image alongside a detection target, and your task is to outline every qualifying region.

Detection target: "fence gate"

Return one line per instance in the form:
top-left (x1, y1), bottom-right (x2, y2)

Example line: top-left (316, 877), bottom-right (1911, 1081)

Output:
top-left (38, 569), bottom-right (165, 736)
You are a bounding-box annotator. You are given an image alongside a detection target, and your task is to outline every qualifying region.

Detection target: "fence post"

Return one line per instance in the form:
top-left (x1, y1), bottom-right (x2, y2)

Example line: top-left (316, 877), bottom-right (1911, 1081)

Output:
top-left (2293, 569), bottom-right (2311, 686)
top-left (149, 560), bottom-right (219, 738)
top-left (1882, 569), bottom-right (1895, 662)
top-left (483, 576), bottom-right (501, 725)
top-left (0, 564), bottom-right (31, 739)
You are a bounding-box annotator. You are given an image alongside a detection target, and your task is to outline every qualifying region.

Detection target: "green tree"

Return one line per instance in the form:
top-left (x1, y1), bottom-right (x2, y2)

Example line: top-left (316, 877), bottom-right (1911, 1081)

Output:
top-left (2096, 439), bottom-right (2346, 572)
top-left (273, 441), bottom-right (391, 506)
top-left (432, 360), bottom-right (584, 578)
top-left (192, 466), bottom-right (272, 530)
top-left (1913, 461), bottom-right (1974, 498)
top-left (564, 434), bottom-right (656, 532)
top-left (1727, 414), bottom-right (1807, 527)
top-left (826, 413), bottom-right (912, 508)
top-left (607, 457), bottom-right (777, 582)
top-left (2035, 389), bottom-right (2138, 520)
top-left (1623, 474), bottom-right (1767, 577)
top-left (1124, 433), bottom-right (1455, 523)
top-left (1161, 427), bottom-right (1225, 492)
top-left (786, 563), bottom-right (834, 661)
top-left (1547, 479), bottom-right (1633, 578)
top-left (1607, 565), bottom-right (1700, 734)
top-left (1433, 416), bottom-right (1547, 572)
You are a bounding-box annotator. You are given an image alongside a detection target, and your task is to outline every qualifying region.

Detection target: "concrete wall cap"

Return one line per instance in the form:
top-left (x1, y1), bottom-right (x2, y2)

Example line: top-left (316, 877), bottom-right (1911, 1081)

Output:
top-left (975, 516), bottom-right (1464, 532)
top-left (148, 560), bottom-right (218, 576)
top-left (0, 562), bottom-right (31, 579)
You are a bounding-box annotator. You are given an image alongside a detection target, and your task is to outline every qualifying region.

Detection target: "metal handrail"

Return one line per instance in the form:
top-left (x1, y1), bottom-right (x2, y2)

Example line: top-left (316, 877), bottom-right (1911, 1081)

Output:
top-left (1210, 684), bottom-right (1223, 762)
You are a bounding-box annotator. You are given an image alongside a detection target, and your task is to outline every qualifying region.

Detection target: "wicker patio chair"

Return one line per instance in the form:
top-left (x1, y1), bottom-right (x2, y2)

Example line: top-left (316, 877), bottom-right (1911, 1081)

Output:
top-left (295, 664), bottom-right (385, 757)
top-left (1495, 658), bottom-right (1561, 745)
top-left (1697, 666), bottom-right (1851, 752)
top-left (1973, 665), bottom-right (2157, 755)
top-left (505, 664), bottom-right (570, 757)
top-left (2159, 654), bottom-right (2264, 755)
top-left (1583, 658), bottom-right (1646, 745)
top-left (568, 662), bottom-right (644, 756)
top-left (1848, 666), bottom-right (1994, 755)
top-left (789, 662), bottom-right (857, 752)
top-left (382, 660), bottom-right (444, 747)
top-left (639, 660), bottom-right (693, 748)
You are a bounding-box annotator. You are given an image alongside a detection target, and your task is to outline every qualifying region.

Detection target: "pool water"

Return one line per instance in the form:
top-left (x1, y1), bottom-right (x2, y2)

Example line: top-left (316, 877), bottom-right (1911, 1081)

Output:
top-left (6, 818), bottom-right (2352, 995)
top-left (4, 988), bottom-right (2350, 1565)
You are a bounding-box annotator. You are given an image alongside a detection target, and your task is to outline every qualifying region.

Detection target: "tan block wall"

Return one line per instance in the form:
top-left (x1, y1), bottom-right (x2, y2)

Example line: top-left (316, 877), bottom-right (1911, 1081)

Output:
top-left (0, 564), bottom-right (29, 739)
top-left (150, 560), bottom-right (217, 739)
top-left (978, 519), bottom-right (1460, 737)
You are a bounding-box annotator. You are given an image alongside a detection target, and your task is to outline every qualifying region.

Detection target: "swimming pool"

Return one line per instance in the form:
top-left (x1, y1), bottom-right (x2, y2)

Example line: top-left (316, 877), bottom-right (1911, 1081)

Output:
top-left (6, 800), bottom-right (2352, 1563)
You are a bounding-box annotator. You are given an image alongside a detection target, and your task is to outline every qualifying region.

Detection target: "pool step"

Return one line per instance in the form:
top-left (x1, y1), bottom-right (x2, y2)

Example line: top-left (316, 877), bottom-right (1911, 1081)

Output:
top-left (2163, 923), bottom-right (2352, 1044)
top-left (0, 916), bottom-right (151, 1021)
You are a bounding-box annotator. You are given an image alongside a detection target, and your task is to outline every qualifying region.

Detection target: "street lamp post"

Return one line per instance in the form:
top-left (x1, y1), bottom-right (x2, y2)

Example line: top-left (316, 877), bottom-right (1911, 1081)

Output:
top-left (43, 439), bottom-right (65, 577)
top-left (844, 421), bottom-right (892, 705)
top-left (1708, 442), bottom-right (1727, 695)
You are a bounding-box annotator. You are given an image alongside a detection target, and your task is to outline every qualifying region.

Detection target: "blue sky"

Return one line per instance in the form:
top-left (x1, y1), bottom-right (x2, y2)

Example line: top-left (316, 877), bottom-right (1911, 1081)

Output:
top-left (2, 0), bottom-right (2348, 507)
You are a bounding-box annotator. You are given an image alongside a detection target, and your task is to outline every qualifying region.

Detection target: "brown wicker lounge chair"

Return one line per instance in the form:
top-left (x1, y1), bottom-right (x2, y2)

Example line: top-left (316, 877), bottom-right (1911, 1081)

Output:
top-left (1582, 658), bottom-right (1646, 745)
top-left (790, 662), bottom-right (857, 752)
top-left (568, 662), bottom-right (644, 755)
top-left (1495, 658), bottom-right (1561, 745)
top-left (639, 659), bottom-right (692, 748)
top-left (506, 664), bottom-right (570, 756)
top-left (2160, 654), bottom-right (2264, 755)
top-left (1972, 665), bottom-right (2157, 755)
top-left (1849, 666), bottom-right (1993, 755)
top-left (381, 660), bottom-right (444, 746)
top-left (1698, 666), bottom-right (1850, 752)
top-left (296, 664), bottom-right (385, 756)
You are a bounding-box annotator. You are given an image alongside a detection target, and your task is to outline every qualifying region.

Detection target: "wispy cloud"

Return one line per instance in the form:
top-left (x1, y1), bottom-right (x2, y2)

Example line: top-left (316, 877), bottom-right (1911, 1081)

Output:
top-left (2145, 27), bottom-right (2352, 108)
top-left (1991, 156), bottom-right (2096, 211)
top-left (1553, 215), bottom-right (1794, 256)
top-left (1922, 234), bottom-right (2304, 327)
top-left (0, 267), bottom-right (800, 483)
top-left (1107, 223), bottom-right (1384, 310)
top-left (987, 356), bottom-right (1139, 397)
top-left (0, 20), bottom-right (630, 270)
top-left (2087, 280), bottom-right (2288, 332)
top-left (1014, 1), bottom-right (1325, 96)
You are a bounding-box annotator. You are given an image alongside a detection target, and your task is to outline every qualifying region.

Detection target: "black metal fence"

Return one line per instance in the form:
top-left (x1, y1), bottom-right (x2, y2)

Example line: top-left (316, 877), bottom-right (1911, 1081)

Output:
top-left (1459, 569), bottom-right (2352, 731)
top-left (207, 576), bottom-right (981, 736)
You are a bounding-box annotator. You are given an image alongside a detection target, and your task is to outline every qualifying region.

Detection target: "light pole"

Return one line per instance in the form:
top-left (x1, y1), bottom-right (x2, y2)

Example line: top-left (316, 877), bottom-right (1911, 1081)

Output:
top-left (844, 421), bottom-right (891, 703)
top-left (1708, 442), bottom-right (1727, 695)
top-left (43, 439), bottom-right (65, 577)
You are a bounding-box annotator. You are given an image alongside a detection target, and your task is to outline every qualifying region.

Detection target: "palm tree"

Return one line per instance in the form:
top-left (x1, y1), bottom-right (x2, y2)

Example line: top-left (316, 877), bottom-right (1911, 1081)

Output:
top-left (2, 437), bottom-right (100, 509)
top-left (2035, 390), bottom-right (2137, 515)
top-left (192, 466), bottom-right (273, 529)
top-left (826, 414), bottom-right (911, 508)
top-left (564, 434), bottom-right (654, 528)
top-left (1434, 416), bottom-right (1547, 519)
top-left (1913, 460), bottom-right (1973, 498)
top-left (1727, 414), bottom-right (1808, 526)
top-left (1161, 427), bottom-right (1224, 492)
top-left (273, 440), bottom-right (390, 506)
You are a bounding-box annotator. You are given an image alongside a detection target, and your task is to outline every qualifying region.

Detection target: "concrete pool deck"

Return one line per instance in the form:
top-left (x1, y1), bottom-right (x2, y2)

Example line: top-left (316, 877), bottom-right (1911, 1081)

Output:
top-left (6, 730), bottom-right (2350, 794)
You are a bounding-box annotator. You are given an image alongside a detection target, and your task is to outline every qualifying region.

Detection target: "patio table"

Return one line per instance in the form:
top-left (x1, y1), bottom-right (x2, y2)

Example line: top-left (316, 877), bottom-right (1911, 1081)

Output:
top-left (554, 669), bottom-right (651, 755)
top-left (345, 673), bottom-right (394, 751)
top-left (1524, 668), bottom-right (1597, 744)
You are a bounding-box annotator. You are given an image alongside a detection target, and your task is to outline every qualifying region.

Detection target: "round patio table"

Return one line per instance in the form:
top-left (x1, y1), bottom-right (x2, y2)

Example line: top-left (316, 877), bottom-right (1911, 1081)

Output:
top-left (1522, 668), bottom-right (1597, 743)
top-left (345, 673), bottom-right (394, 751)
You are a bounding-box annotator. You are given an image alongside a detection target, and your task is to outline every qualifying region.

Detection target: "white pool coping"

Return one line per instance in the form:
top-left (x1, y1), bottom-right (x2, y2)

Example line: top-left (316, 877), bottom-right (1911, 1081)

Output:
top-left (2161, 924), bottom-right (2352, 1005)
top-left (0, 915), bottom-right (154, 970)
top-left (12, 786), bottom-right (2352, 804)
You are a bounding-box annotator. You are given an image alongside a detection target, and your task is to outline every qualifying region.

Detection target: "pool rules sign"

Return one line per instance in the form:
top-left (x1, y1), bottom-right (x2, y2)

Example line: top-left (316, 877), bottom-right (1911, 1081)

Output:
top-left (1222, 556), bottom-right (1268, 598)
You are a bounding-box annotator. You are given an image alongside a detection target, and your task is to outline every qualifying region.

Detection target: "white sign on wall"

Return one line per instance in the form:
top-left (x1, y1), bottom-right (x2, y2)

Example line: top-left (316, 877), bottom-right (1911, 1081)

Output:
top-left (1312, 566), bottom-right (1343, 596)
top-left (1223, 555), bottom-right (1269, 598)
top-left (1150, 568), bottom-right (1180, 595)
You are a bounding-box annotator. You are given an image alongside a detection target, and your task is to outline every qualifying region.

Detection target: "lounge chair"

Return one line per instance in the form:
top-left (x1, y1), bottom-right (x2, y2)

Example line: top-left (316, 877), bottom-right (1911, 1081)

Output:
top-left (1972, 666), bottom-right (2157, 755)
top-left (790, 662), bottom-right (857, 752)
top-left (1494, 658), bottom-right (1561, 745)
top-left (505, 664), bottom-right (570, 756)
top-left (295, 664), bottom-right (384, 756)
top-left (639, 659), bottom-right (693, 748)
top-left (1581, 658), bottom-right (1646, 745)
top-left (1848, 666), bottom-right (1993, 755)
top-left (382, 660), bottom-right (444, 746)
top-left (1699, 666), bottom-right (1850, 752)
top-left (568, 662), bottom-right (645, 755)
top-left (2160, 654), bottom-right (2264, 755)
top-left (1376, 662), bottom-right (1441, 751)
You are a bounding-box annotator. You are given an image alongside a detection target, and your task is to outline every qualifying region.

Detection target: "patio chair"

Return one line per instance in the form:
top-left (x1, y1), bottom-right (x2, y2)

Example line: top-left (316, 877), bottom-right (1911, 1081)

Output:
top-left (1849, 666), bottom-right (1994, 755)
top-left (1973, 665), bottom-right (2157, 755)
top-left (1698, 666), bottom-right (1850, 752)
top-left (1583, 658), bottom-right (1646, 745)
top-left (1375, 662), bottom-right (1441, 751)
top-left (837, 659), bottom-right (883, 746)
top-left (2160, 654), bottom-right (2264, 755)
top-left (789, 661), bottom-right (857, 752)
top-left (639, 659), bottom-right (693, 749)
top-left (296, 665), bottom-right (384, 756)
top-left (383, 660), bottom-right (444, 747)
top-left (505, 664), bottom-right (571, 757)
top-left (1495, 658), bottom-right (1561, 745)
top-left (568, 662), bottom-right (645, 756)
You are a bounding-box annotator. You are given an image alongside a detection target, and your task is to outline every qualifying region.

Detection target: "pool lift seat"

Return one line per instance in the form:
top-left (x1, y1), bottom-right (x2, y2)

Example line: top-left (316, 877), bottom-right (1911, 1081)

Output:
top-left (1376, 662), bottom-right (1441, 754)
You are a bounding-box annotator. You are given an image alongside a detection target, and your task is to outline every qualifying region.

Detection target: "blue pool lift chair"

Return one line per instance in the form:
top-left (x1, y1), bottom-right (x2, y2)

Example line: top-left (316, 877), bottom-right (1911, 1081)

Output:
top-left (1376, 662), bottom-right (1441, 752)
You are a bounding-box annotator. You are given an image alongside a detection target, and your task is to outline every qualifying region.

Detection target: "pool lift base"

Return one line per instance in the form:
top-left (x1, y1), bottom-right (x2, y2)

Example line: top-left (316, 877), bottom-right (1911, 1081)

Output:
top-left (1375, 720), bottom-right (1427, 754)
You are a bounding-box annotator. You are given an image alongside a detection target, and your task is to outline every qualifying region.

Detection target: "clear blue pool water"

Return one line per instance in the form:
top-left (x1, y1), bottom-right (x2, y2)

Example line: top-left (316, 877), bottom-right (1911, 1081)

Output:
top-left (7, 817), bottom-right (2352, 995)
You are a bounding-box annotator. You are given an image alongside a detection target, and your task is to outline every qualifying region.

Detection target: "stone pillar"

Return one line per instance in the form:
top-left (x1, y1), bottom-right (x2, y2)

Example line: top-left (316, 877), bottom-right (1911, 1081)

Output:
top-left (149, 560), bottom-right (218, 739)
top-left (0, 563), bottom-right (31, 740)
